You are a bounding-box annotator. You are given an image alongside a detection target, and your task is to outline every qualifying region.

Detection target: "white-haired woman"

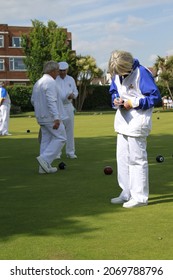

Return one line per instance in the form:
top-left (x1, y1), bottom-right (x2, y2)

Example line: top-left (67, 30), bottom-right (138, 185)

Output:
top-left (108, 50), bottom-right (161, 208)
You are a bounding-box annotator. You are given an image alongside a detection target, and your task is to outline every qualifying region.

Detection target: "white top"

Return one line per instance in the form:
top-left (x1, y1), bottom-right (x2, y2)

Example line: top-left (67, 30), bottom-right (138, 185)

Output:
top-left (56, 75), bottom-right (78, 105)
top-left (31, 74), bottom-right (67, 124)
top-left (114, 68), bottom-right (153, 137)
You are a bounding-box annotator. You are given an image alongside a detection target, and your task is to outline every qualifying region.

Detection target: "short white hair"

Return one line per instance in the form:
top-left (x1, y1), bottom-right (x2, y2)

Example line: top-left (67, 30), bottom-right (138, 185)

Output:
top-left (108, 50), bottom-right (133, 76)
top-left (43, 61), bottom-right (59, 74)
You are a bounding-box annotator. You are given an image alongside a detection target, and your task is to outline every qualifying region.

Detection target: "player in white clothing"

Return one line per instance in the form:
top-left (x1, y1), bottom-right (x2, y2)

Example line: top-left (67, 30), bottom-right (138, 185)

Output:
top-left (56, 62), bottom-right (78, 159)
top-left (108, 50), bottom-right (162, 208)
top-left (0, 81), bottom-right (11, 136)
top-left (31, 61), bottom-right (67, 174)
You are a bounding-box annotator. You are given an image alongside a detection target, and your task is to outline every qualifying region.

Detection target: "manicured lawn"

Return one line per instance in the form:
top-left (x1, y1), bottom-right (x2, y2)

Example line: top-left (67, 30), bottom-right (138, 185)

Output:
top-left (0, 110), bottom-right (173, 260)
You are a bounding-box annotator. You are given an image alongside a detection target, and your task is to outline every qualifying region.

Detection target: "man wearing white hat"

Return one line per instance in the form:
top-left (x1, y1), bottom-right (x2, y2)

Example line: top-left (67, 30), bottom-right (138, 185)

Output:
top-left (56, 61), bottom-right (78, 159)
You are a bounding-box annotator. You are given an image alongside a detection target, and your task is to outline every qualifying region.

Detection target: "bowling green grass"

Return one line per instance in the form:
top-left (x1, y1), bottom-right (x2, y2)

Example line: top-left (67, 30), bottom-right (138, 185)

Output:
top-left (0, 109), bottom-right (173, 260)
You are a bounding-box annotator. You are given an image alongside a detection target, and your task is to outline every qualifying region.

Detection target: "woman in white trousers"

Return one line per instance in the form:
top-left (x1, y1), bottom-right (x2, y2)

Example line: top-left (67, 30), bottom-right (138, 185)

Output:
top-left (0, 82), bottom-right (11, 136)
top-left (108, 50), bottom-right (162, 208)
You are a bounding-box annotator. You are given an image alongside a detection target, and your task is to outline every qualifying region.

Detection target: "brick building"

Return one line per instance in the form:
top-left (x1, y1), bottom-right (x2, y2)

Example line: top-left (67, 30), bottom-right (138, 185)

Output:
top-left (0, 24), bottom-right (72, 85)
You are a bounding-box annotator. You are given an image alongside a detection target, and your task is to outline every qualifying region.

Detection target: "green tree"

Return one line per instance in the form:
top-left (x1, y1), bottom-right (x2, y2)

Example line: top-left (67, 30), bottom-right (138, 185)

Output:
top-left (21, 20), bottom-right (72, 83)
top-left (21, 19), bottom-right (103, 111)
top-left (154, 55), bottom-right (173, 98)
top-left (74, 55), bottom-right (103, 111)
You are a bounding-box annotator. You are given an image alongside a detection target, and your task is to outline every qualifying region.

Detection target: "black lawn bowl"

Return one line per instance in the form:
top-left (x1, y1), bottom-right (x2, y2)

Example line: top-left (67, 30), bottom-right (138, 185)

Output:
top-left (156, 155), bottom-right (164, 163)
top-left (58, 162), bottom-right (66, 170)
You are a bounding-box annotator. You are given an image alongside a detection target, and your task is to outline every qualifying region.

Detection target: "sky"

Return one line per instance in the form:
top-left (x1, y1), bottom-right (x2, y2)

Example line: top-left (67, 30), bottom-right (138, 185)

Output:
top-left (1, 0), bottom-right (173, 71)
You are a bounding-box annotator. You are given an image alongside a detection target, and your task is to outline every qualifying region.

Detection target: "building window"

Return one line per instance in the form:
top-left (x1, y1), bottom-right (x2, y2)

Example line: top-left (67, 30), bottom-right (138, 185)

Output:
top-left (0, 59), bottom-right (5, 70)
top-left (0, 35), bottom-right (4, 47)
top-left (12, 37), bottom-right (22, 47)
top-left (9, 57), bottom-right (26, 71)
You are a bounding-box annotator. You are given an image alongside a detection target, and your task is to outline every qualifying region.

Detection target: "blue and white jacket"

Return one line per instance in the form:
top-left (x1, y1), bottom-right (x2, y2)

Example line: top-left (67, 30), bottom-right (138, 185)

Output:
top-left (109, 59), bottom-right (162, 137)
top-left (0, 86), bottom-right (11, 106)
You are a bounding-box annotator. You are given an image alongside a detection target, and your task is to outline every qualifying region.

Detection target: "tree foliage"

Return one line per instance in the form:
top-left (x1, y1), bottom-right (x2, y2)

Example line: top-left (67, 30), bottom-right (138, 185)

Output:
top-left (154, 55), bottom-right (173, 98)
top-left (21, 19), bottom-right (103, 111)
top-left (21, 20), bottom-right (71, 83)
top-left (74, 55), bottom-right (103, 111)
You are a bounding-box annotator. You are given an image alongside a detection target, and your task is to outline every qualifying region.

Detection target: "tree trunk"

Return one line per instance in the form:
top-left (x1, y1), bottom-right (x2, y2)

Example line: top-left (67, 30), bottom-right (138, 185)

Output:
top-left (75, 83), bottom-right (88, 111)
top-left (166, 81), bottom-right (173, 99)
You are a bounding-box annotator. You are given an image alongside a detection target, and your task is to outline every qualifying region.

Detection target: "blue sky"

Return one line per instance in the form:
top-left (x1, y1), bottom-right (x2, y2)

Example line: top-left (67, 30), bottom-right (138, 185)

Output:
top-left (1, 0), bottom-right (173, 70)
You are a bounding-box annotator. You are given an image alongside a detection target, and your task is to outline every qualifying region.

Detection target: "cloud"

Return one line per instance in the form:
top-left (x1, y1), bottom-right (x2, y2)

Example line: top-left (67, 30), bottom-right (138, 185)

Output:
top-left (149, 54), bottom-right (159, 63)
top-left (127, 16), bottom-right (147, 27)
top-left (166, 49), bottom-right (173, 56)
top-left (1, 0), bottom-right (173, 70)
top-left (1, 0), bottom-right (171, 25)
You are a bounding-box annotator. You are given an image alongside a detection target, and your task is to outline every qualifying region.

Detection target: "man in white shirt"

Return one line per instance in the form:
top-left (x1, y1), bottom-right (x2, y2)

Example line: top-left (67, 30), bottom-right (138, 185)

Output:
top-left (56, 62), bottom-right (78, 159)
top-left (31, 61), bottom-right (67, 174)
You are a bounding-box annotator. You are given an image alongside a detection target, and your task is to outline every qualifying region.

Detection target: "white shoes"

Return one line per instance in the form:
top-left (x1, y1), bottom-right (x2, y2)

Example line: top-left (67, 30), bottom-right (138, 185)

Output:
top-left (123, 198), bottom-right (148, 208)
top-left (39, 166), bottom-right (46, 174)
top-left (1, 133), bottom-right (12, 136)
top-left (111, 196), bottom-right (148, 208)
top-left (66, 154), bottom-right (77, 159)
top-left (111, 196), bottom-right (127, 204)
top-left (39, 166), bottom-right (57, 174)
top-left (37, 156), bottom-right (57, 174)
top-left (56, 154), bottom-right (77, 159)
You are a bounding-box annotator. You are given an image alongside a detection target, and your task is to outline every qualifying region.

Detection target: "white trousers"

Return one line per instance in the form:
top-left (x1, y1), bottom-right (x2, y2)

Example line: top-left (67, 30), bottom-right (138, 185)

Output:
top-left (0, 104), bottom-right (10, 135)
top-left (62, 103), bottom-right (75, 156)
top-left (40, 122), bottom-right (66, 164)
top-left (116, 133), bottom-right (149, 203)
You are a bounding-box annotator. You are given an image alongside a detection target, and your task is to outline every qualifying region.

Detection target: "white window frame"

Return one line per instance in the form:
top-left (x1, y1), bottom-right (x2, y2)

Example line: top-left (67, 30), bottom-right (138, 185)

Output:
top-left (9, 57), bottom-right (26, 71)
top-left (0, 59), bottom-right (5, 71)
top-left (12, 37), bottom-right (22, 47)
top-left (0, 35), bottom-right (4, 48)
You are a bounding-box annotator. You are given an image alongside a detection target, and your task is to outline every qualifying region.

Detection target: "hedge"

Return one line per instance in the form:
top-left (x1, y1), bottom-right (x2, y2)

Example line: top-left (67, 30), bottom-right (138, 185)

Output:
top-left (7, 85), bottom-right (33, 112)
top-left (7, 84), bottom-right (165, 113)
top-left (82, 85), bottom-right (112, 110)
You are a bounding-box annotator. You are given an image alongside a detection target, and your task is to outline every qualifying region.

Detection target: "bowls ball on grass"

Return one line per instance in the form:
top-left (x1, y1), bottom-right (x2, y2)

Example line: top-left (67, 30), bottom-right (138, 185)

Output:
top-left (58, 162), bottom-right (66, 170)
top-left (104, 166), bottom-right (113, 175)
top-left (156, 155), bottom-right (164, 163)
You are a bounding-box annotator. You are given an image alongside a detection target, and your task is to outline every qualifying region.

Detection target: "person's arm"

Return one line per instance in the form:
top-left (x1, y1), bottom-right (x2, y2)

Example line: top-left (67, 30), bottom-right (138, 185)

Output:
top-left (0, 98), bottom-right (5, 106)
top-left (0, 88), bottom-right (7, 106)
top-left (67, 77), bottom-right (78, 100)
top-left (125, 66), bottom-right (162, 110)
top-left (109, 76), bottom-right (123, 109)
top-left (45, 80), bottom-right (61, 128)
top-left (138, 66), bottom-right (162, 109)
top-left (52, 119), bottom-right (61, 129)
top-left (31, 84), bottom-right (36, 106)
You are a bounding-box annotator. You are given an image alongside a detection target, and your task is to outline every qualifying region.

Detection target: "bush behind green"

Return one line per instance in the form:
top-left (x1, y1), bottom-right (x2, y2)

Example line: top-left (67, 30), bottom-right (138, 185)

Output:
top-left (7, 83), bottom-right (165, 113)
top-left (7, 85), bottom-right (33, 112)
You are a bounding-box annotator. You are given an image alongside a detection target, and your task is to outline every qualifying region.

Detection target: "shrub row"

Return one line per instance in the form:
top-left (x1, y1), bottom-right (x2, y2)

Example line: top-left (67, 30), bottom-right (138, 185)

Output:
top-left (82, 85), bottom-right (112, 110)
top-left (7, 85), bottom-right (112, 113)
top-left (7, 85), bottom-right (33, 113)
top-left (7, 84), bottom-right (164, 113)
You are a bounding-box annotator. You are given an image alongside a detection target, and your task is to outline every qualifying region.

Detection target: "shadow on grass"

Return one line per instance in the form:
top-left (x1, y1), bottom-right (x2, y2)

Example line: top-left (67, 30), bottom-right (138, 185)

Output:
top-left (0, 134), bottom-right (173, 241)
top-left (148, 194), bottom-right (173, 205)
